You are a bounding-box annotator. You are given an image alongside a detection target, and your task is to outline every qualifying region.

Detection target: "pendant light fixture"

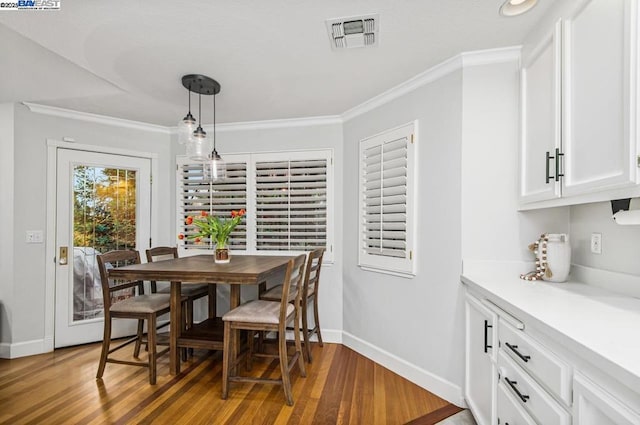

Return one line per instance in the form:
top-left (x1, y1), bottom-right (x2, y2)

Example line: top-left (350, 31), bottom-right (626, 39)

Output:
top-left (179, 74), bottom-right (220, 161)
top-left (205, 90), bottom-right (227, 181)
top-left (177, 84), bottom-right (196, 145)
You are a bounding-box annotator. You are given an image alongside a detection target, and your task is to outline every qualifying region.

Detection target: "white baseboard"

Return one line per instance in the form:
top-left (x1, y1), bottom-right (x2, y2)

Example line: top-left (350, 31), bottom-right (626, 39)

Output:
top-left (283, 328), bottom-right (342, 344)
top-left (0, 338), bottom-right (53, 359)
top-left (0, 342), bottom-right (9, 358)
top-left (342, 331), bottom-right (466, 407)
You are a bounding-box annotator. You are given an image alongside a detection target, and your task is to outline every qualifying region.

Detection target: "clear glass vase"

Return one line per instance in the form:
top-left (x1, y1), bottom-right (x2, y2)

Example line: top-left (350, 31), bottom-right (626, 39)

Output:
top-left (214, 242), bottom-right (230, 264)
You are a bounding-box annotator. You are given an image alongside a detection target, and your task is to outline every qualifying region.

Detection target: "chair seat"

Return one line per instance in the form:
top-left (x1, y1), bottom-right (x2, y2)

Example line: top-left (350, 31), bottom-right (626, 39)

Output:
top-left (223, 300), bottom-right (294, 325)
top-left (110, 294), bottom-right (170, 314)
top-left (157, 283), bottom-right (209, 297)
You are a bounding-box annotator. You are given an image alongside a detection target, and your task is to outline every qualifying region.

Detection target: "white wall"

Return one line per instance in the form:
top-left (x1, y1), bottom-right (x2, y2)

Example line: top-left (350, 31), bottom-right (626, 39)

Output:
top-left (9, 103), bottom-right (172, 349)
top-left (0, 104), bottom-right (15, 351)
top-left (461, 60), bottom-right (570, 263)
top-left (342, 69), bottom-right (465, 404)
top-left (570, 201), bottom-right (640, 276)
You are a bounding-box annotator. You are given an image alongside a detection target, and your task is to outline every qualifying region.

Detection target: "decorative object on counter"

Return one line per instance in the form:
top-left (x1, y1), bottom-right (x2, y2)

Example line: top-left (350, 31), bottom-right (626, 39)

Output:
top-left (520, 233), bottom-right (549, 281)
top-left (520, 233), bottom-right (571, 282)
top-left (179, 209), bottom-right (246, 263)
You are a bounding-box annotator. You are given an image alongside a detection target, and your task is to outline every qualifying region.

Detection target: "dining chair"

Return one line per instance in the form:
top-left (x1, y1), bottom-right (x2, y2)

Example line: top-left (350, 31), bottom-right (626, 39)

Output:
top-left (260, 248), bottom-right (325, 362)
top-left (222, 254), bottom-right (307, 406)
top-left (96, 249), bottom-right (171, 385)
top-left (145, 246), bottom-right (212, 330)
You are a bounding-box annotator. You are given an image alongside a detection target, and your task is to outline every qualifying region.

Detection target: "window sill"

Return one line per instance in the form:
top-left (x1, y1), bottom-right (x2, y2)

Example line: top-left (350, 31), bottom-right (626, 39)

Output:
top-left (358, 265), bottom-right (415, 279)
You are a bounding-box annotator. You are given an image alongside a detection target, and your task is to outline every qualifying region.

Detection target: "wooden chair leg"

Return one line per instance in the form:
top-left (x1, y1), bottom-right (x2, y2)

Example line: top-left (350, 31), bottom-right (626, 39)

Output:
top-left (294, 307), bottom-right (306, 378)
top-left (147, 314), bottom-right (157, 385)
top-left (246, 330), bottom-right (254, 371)
top-left (133, 319), bottom-right (144, 358)
top-left (301, 300), bottom-right (312, 363)
top-left (313, 294), bottom-right (323, 347)
top-left (221, 322), bottom-right (231, 400)
top-left (279, 327), bottom-right (294, 406)
top-left (96, 316), bottom-right (112, 379)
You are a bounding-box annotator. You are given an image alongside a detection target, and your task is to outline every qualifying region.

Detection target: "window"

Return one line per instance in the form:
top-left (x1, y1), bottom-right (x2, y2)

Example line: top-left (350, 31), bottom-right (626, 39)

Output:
top-left (358, 121), bottom-right (416, 277)
top-left (177, 155), bottom-right (249, 250)
top-left (177, 149), bottom-right (333, 261)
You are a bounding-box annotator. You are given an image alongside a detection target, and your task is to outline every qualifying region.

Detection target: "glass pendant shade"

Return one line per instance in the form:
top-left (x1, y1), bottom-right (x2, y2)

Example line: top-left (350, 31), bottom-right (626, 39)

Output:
top-left (187, 125), bottom-right (210, 161)
top-left (177, 113), bottom-right (196, 145)
top-left (205, 149), bottom-right (227, 181)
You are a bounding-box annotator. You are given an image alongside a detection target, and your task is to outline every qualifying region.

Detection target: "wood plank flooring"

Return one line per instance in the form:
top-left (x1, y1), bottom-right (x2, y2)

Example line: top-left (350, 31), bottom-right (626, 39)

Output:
top-left (0, 341), bottom-right (456, 424)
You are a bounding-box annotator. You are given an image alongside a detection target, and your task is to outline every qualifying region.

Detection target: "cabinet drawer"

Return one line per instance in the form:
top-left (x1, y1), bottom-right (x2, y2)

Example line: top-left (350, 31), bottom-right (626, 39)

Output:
top-left (499, 318), bottom-right (571, 404)
top-left (497, 381), bottom-right (537, 425)
top-left (498, 351), bottom-right (571, 425)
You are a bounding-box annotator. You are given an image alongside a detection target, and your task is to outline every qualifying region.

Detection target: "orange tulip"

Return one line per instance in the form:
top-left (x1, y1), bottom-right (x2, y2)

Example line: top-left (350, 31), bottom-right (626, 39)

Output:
top-left (239, 208), bottom-right (246, 216)
top-left (195, 237), bottom-right (202, 243)
top-left (178, 233), bottom-right (184, 240)
top-left (185, 216), bottom-right (193, 225)
top-left (231, 210), bottom-right (238, 218)
top-left (201, 211), bottom-right (208, 217)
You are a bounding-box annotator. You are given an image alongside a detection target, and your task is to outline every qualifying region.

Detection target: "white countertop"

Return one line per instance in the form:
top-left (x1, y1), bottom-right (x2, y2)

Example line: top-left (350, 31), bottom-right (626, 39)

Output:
top-left (461, 261), bottom-right (640, 391)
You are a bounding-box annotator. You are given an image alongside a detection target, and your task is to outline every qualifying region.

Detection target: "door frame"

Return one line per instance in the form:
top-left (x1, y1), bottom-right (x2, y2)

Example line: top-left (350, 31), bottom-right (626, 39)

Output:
top-left (44, 139), bottom-right (159, 351)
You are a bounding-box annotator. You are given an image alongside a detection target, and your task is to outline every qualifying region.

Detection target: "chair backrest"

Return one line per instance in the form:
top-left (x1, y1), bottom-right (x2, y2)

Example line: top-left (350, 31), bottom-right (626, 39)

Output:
top-left (302, 248), bottom-right (325, 299)
top-left (96, 250), bottom-right (144, 313)
top-left (279, 255), bottom-right (307, 326)
top-left (145, 246), bottom-right (179, 292)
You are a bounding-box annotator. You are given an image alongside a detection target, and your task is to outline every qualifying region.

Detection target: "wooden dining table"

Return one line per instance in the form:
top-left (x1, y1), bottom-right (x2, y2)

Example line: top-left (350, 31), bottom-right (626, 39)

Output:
top-left (108, 254), bottom-right (296, 375)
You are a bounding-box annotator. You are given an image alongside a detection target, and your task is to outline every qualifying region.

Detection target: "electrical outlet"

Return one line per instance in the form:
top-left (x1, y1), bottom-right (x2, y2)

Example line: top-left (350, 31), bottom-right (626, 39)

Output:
top-left (590, 233), bottom-right (602, 254)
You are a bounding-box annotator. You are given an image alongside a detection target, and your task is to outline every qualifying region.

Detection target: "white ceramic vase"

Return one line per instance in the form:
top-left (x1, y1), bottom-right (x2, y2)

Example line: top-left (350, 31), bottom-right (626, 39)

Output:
top-left (539, 233), bottom-right (571, 282)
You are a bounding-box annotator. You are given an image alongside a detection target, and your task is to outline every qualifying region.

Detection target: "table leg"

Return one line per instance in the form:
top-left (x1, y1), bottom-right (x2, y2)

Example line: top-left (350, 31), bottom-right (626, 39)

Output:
top-left (170, 281), bottom-right (182, 375)
top-left (208, 284), bottom-right (217, 319)
top-left (229, 285), bottom-right (241, 375)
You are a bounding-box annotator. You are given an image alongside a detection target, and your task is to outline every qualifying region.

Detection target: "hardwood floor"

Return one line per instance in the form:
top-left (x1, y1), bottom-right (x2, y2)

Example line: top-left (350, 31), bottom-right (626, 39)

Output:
top-left (0, 341), bottom-right (455, 424)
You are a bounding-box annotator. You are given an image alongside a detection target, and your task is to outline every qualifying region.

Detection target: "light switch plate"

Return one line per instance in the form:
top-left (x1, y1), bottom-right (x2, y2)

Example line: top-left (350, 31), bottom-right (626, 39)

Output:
top-left (26, 230), bottom-right (44, 244)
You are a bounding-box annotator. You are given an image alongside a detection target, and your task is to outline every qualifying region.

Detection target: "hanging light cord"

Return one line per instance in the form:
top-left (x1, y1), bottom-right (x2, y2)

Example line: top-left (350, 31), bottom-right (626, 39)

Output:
top-left (213, 93), bottom-right (217, 152)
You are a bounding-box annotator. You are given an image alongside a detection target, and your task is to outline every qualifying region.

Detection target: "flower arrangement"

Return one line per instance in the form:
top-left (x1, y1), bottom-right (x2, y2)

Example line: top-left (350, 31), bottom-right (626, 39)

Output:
top-left (179, 209), bottom-right (246, 249)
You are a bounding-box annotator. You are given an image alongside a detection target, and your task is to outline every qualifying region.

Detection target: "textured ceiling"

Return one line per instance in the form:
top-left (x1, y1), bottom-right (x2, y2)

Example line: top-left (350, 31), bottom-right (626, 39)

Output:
top-left (0, 0), bottom-right (555, 125)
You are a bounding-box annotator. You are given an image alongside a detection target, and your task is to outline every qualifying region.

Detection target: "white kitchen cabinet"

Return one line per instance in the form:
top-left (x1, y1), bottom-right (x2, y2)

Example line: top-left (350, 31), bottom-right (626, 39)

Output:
top-left (519, 0), bottom-right (639, 208)
top-left (573, 373), bottom-right (640, 425)
top-left (562, 0), bottom-right (638, 197)
top-left (464, 293), bottom-right (497, 425)
top-left (520, 21), bottom-right (562, 203)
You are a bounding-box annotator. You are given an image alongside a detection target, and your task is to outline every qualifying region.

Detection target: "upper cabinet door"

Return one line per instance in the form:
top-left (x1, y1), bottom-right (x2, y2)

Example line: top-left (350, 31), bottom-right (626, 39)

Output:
top-left (562, 0), bottom-right (638, 197)
top-left (520, 21), bottom-right (562, 203)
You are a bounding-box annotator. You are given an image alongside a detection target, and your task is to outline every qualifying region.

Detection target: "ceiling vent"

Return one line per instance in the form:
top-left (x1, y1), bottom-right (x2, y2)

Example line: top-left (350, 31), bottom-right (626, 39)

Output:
top-left (326, 14), bottom-right (379, 50)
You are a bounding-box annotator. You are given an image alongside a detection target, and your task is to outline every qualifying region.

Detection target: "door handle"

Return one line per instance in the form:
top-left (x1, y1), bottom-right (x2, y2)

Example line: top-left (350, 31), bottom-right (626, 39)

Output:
top-left (483, 320), bottom-right (492, 353)
top-left (59, 246), bottom-right (68, 265)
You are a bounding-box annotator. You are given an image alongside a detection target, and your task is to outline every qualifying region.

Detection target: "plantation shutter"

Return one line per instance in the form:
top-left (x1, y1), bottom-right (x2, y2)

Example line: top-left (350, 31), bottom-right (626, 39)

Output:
top-left (177, 157), bottom-right (248, 250)
top-left (254, 153), bottom-right (329, 252)
top-left (359, 122), bottom-right (416, 277)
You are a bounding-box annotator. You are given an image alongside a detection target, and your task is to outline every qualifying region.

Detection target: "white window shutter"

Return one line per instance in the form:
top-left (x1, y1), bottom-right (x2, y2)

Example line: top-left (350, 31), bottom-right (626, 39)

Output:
top-left (177, 155), bottom-right (249, 251)
top-left (253, 151), bottom-right (330, 254)
top-left (359, 121), bottom-right (417, 277)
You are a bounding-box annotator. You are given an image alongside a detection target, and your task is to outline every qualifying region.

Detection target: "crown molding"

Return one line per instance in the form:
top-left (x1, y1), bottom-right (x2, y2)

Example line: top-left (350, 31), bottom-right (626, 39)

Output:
top-left (169, 115), bottom-right (343, 134)
top-left (461, 46), bottom-right (521, 67)
top-left (22, 102), bottom-right (171, 134)
top-left (341, 54), bottom-right (463, 123)
top-left (341, 45), bottom-right (521, 122)
top-left (23, 46), bottom-right (521, 133)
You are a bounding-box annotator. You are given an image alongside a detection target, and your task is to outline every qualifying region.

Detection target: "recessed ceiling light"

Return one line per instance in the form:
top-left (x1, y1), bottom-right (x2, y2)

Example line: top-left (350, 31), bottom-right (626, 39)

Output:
top-left (500, 0), bottom-right (538, 16)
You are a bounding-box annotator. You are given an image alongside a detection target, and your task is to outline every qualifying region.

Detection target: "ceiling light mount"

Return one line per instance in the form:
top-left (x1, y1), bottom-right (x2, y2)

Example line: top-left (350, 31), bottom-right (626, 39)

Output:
top-left (181, 74), bottom-right (220, 96)
top-left (499, 0), bottom-right (538, 17)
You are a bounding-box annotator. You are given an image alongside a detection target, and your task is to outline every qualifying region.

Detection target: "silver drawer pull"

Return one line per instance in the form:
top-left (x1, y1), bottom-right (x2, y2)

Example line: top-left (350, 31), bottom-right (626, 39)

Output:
top-left (505, 342), bottom-right (531, 363)
top-left (505, 377), bottom-right (530, 403)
